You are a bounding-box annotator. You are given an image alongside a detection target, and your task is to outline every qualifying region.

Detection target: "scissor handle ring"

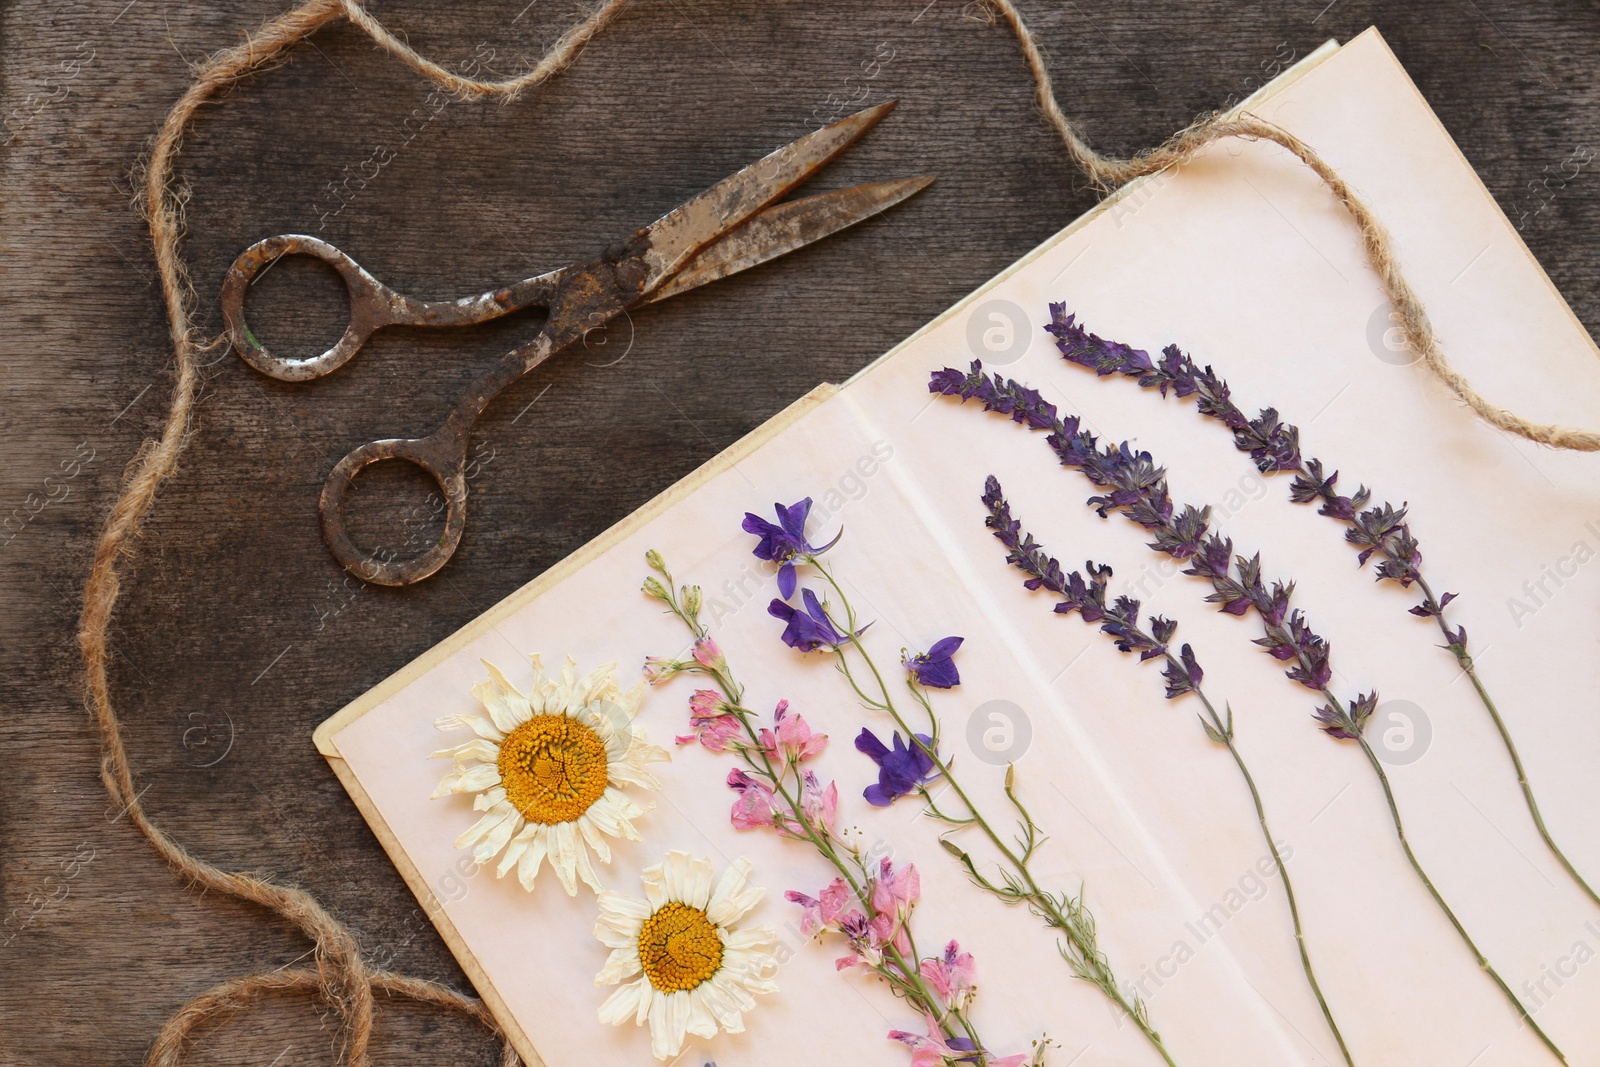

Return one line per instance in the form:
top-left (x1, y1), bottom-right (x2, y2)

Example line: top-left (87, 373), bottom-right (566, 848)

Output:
top-left (221, 234), bottom-right (398, 383)
top-left (319, 435), bottom-right (467, 587)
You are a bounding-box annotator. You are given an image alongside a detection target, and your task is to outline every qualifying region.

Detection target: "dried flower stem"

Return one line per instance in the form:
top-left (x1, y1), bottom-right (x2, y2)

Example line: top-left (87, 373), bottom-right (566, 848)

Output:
top-left (981, 477), bottom-right (1354, 1066)
top-left (1047, 309), bottom-right (1600, 912)
top-left (644, 554), bottom-right (994, 1058)
top-left (933, 364), bottom-right (1569, 1064)
top-left (806, 557), bottom-right (1180, 1067)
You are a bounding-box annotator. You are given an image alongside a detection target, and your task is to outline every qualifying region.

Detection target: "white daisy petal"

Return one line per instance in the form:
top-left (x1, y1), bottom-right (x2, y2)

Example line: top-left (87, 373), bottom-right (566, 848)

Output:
top-left (549, 820), bottom-right (580, 896)
top-left (516, 828), bottom-right (549, 891)
top-left (578, 661), bottom-right (616, 703)
top-left (454, 803), bottom-right (519, 851)
top-left (471, 784), bottom-right (507, 812)
top-left (598, 977), bottom-right (648, 1025)
top-left (474, 806), bottom-right (524, 863)
top-left (429, 738), bottom-right (501, 763)
top-left (685, 989), bottom-right (718, 1040)
top-left (577, 813), bottom-right (613, 865)
top-left (434, 712), bottom-right (505, 742)
top-left (572, 830), bottom-right (603, 892)
top-left (596, 945), bottom-right (643, 985)
top-left (647, 990), bottom-right (690, 1061)
top-left (492, 825), bottom-right (537, 876)
top-left (693, 975), bottom-right (743, 1032)
top-left (706, 857), bottom-right (764, 925)
top-left (683, 854), bottom-right (715, 910)
top-left (640, 857), bottom-right (670, 910)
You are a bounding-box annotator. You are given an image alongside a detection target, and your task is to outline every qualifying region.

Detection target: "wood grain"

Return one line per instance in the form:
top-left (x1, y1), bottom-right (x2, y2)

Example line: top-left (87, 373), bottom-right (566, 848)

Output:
top-left (1, 2), bottom-right (1595, 1063)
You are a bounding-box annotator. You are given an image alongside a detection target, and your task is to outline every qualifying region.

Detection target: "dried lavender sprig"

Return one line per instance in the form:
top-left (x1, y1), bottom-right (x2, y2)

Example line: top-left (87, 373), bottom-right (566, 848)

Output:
top-left (1048, 307), bottom-right (1600, 911)
top-left (982, 475), bottom-right (1355, 1067)
top-left (933, 363), bottom-right (1569, 1064)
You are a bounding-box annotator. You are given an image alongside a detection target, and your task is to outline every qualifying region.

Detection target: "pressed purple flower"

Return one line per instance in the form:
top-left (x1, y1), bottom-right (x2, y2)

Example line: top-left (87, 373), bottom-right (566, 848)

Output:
top-left (743, 498), bottom-right (841, 599)
top-left (855, 727), bottom-right (938, 806)
top-left (945, 374), bottom-right (1361, 736)
top-left (983, 474), bottom-right (1209, 709)
top-left (905, 637), bottom-right (963, 689)
top-left (1047, 308), bottom-right (1470, 620)
top-left (768, 589), bottom-right (849, 653)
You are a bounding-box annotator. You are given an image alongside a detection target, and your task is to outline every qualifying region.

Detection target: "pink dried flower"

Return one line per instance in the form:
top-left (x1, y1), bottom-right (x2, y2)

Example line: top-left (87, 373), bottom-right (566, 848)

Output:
top-left (800, 770), bottom-right (839, 835)
top-left (692, 636), bottom-right (726, 671)
top-left (726, 768), bottom-right (778, 830)
top-left (642, 655), bottom-right (687, 685)
top-left (784, 876), bottom-right (850, 937)
top-left (758, 700), bottom-right (828, 764)
top-left (676, 689), bottom-right (742, 752)
top-left (919, 940), bottom-right (977, 1010)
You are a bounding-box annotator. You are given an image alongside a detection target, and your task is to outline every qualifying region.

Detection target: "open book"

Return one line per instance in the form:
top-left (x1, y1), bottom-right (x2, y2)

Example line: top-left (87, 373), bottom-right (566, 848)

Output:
top-left (315, 28), bottom-right (1600, 1067)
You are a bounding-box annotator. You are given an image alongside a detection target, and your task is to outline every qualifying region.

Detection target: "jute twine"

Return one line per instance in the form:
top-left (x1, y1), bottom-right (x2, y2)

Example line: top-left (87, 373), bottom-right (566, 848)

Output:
top-left (79, 1), bottom-right (1600, 1064)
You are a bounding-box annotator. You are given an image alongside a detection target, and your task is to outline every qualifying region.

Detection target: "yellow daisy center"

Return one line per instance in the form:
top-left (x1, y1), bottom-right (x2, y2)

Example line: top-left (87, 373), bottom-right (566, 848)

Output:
top-left (638, 902), bottom-right (724, 993)
top-left (496, 714), bottom-right (610, 824)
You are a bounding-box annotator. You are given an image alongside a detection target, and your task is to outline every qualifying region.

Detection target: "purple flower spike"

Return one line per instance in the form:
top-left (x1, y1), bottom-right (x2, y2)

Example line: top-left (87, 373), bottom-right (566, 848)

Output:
top-left (855, 727), bottom-right (939, 806)
top-left (768, 588), bottom-right (849, 653)
top-left (743, 498), bottom-right (841, 599)
top-left (983, 474), bottom-right (1214, 710)
top-left (906, 637), bottom-right (963, 689)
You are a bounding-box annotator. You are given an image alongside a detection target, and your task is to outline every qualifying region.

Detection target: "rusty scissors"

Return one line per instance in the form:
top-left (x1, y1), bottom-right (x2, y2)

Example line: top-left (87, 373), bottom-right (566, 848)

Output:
top-left (221, 101), bottom-right (929, 586)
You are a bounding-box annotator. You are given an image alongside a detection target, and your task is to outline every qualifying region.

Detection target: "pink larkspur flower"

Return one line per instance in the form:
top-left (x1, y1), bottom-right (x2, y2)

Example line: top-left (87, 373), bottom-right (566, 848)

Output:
top-left (887, 1015), bottom-right (967, 1067)
top-left (833, 910), bottom-right (880, 970)
top-left (692, 636), bottom-right (726, 671)
top-left (919, 940), bottom-right (977, 1010)
top-left (784, 876), bottom-right (851, 937)
top-left (642, 655), bottom-right (679, 685)
top-left (889, 1015), bottom-right (1027, 1067)
top-left (759, 700), bottom-right (828, 763)
top-left (676, 688), bottom-right (742, 752)
top-left (726, 768), bottom-right (778, 830)
top-left (800, 770), bottom-right (839, 836)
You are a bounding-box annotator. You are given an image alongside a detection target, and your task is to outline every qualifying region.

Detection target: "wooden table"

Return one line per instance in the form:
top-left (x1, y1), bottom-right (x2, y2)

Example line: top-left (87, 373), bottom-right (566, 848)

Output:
top-left (3, 1), bottom-right (1595, 1062)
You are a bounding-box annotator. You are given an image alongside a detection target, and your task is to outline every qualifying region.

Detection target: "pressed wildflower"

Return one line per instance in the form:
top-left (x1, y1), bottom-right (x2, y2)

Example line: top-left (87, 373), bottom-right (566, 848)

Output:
top-left (431, 656), bottom-right (667, 895)
top-left (855, 728), bottom-right (939, 806)
top-left (743, 497), bottom-right (841, 599)
top-left (768, 589), bottom-right (852, 652)
top-left (983, 473), bottom-right (1352, 1065)
top-left (1049, 306), bottom-right (1600, 911)
top-left (594, 851), bottom-right (779, 1060)
top-left (938, 361), bottom-right (1568, 1063)
top-left (905, 636), bottom-right (963, 689)
top-left (749, 521), bottom-right (1176, 1067)
top-left (643, 552), bottom-right (1030, 1067)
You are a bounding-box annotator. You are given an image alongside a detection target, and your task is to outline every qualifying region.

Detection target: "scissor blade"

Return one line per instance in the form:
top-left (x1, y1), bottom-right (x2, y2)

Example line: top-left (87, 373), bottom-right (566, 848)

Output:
top-left (645, 176), bottom-right (933, 305)
top-left (638, 101), bottom-right (900, 293)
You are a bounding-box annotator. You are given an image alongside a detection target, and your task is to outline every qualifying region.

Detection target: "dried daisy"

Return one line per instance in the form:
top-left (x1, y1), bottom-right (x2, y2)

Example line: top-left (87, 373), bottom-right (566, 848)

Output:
top-left (594, 850), bottom-right (779, 1061)
top-left (431, 656), bottom-right (669, 895)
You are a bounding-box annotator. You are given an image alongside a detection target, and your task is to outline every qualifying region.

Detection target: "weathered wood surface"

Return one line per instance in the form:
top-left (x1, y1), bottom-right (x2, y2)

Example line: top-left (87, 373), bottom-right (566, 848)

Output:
top-left (1, 1), bottom-right (1595, 1062)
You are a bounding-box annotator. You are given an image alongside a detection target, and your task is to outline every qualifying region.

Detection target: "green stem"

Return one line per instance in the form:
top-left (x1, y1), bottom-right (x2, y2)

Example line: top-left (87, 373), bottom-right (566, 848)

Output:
top-left (1415, 576), bottom-right (1600, 911)
top-left (1337, 700), bottom-right (1574, 1062)
top-left (1187, 686), bottom-right (1353, 1067)
top-left (813, 561), bottom-right (1178, 1067)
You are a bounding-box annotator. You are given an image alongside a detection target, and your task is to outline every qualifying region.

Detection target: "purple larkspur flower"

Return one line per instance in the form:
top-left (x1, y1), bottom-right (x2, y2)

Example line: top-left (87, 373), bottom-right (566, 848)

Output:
top-left (768, 588), bottom-right (849, 653)
top-left (905, 636), bottom-right (963, 689)
top-left (855, 727), bottom-right (938, 806)
top-left (743, 498), bottom-right (841, 599)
